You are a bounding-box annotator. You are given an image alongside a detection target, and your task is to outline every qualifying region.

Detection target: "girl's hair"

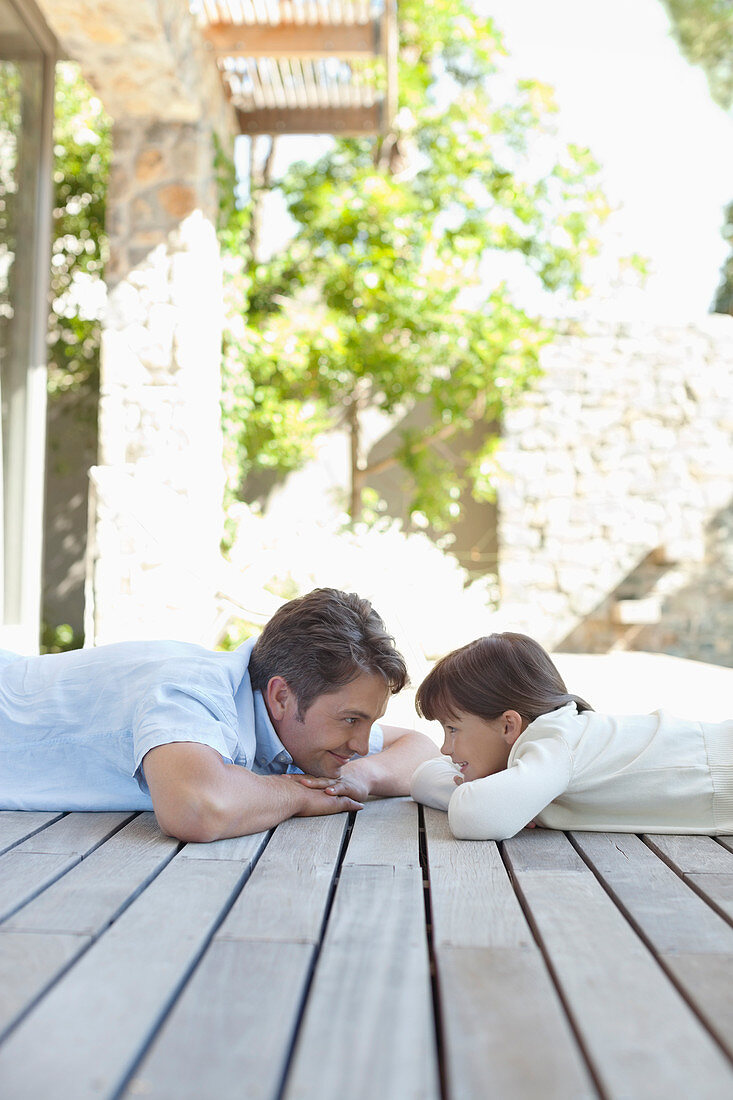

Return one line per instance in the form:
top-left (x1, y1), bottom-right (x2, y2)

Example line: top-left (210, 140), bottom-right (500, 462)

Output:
top-left (415, 633), bottom-right (593, 724)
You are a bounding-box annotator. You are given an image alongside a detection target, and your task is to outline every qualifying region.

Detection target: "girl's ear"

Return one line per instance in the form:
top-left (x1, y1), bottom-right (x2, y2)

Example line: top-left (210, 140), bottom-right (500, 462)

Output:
top-left (501, 710), bottom-right (525, 747)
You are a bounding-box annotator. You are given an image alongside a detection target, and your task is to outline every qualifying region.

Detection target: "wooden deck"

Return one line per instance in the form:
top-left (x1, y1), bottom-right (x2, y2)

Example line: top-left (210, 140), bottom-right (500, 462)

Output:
top-left (1, 799), bottom-right (732, 1099)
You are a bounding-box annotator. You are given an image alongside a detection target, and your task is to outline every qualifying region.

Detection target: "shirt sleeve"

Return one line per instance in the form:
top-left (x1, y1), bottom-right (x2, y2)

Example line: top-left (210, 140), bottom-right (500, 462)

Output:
top-left (132, 683), bottom-right (240, 790)
top-left (446, 737), bottom-right (573, 840)
top-left (410, 758), bottom-right (462, 811)
top-left (367, 722), bottom-right (384, 755)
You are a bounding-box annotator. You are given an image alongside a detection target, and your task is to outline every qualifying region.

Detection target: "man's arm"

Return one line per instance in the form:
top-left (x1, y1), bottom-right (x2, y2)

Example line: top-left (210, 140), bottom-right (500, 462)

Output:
top-left (142, 742), bottom-right (363, 843)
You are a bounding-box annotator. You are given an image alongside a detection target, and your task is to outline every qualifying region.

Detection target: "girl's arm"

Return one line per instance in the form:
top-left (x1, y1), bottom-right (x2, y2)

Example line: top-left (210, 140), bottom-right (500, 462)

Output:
top-left (447, 738), bottom-right (572, 840)
top-left (410, 758), bottom-right (462, 810)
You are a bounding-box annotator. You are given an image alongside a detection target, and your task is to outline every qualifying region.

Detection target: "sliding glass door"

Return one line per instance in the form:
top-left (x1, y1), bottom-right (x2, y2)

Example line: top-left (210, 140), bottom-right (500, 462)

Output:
top-left (0, 0), bottom-right (55, 651)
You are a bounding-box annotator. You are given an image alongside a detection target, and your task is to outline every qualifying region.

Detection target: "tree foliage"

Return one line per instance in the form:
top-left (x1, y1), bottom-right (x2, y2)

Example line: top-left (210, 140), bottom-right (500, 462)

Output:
top-left (48, 62), bottom-right (111, 397)
top-left (220, 0), bottom-right (610, 528)
top-left (661, 0), bottom-right (733, 313)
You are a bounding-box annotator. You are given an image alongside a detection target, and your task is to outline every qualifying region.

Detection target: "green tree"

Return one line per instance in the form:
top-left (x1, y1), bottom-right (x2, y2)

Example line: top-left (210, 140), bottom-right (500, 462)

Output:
top-left (48, 62), bottom-right (111, 397)
top-left (221, 0), bottom-right (610, 528)
top-left (661, 0), bottom-right (733, 312)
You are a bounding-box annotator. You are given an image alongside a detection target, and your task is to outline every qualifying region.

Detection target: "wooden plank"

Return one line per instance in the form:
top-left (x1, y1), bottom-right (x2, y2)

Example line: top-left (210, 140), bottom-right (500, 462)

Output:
top-left (0, 931), bottom-right (89, 1039)
top-left (424, 808), bottom-right (534, 949)
top-left (179, 829), bottom-right (269, 863)
top-left (644, 834), bottom-right (733, 926)
top-left (12, 811), bottom-right (133, 854)
top-left (686, 874), bottom-right (733, 923)
top-left (645, 834), bottom-right (733, 874)
top-left (571, 832), bottom-right (733, 954)
top-left (504, 831), bottom-right (733, 1096)
top-left (437, 947), bottom-right (597, 1099)
top-left (0, 811), bottom-right (65, 856)
top-left (121, 818), bottom-right (346, 1097)
top-left (203, 21), bottom-right (379, 57)
top-left (4, 814), bottom-right (178, 936)
top-left (573, 832), bottom-right (733, 1058)
top-left (0, 857), bottom-right (251, 1099)
top-left (0, 812), bottom-right (135, 923)
top-left (235, 104), bottom-right (381, 135)
top-left (284, 864), bottom-right (440, 1099)
top-left (343, 797), bottom-right (420, 868)
top-left (216, 815), bottom-right (346, 943)
top-left (123, 941), bottom-right (313, 1100)
top-left (425, 810), bottom-right (596, 1096)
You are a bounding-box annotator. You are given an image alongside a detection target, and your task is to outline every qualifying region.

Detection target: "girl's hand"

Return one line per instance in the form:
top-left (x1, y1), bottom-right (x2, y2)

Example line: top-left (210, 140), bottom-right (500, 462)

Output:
top-left (453, 775), bottom-right (464, 786)
top-left (297, 773), bottom-right (370, 805)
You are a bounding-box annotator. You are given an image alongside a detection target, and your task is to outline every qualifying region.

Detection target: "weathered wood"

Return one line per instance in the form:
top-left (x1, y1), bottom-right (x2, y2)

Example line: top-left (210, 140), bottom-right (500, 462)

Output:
top-left (236, 105), bottom-right (382, 136)
top-left (123, 941), bottom-right (313, 1100)
top-left (0, 931), bottom-right (88, 1038)
top-left (0, 812), bottom-right (135, 922)
top-left (573, 832), bottom-right (733, 1059)
top-left (343, 797), bottom-right (420, 868)
top-left (13, 811), bottom-right (133, 854)
top-left (424, 808), bottom-right (533, 950)
top-left (0, 811), bottom-right (64, 856)
top-left (217, 815), bottom-right (346, 944)
top-left (284, 864), bottom-right (440, 1099)
top-left (4, 814), bottom-right (177, 936)
top-left (645, 834), bottom-right (733, 874)
top-left (686, 874), bottom-right (733, 923)
top-left (437, 946), bottom-right (596, 1098)
top-left (501, 826), bottom-right (587, 872)
top-left (425, 811), bottom-right (595, 1096)
top-left (0, 856), bottom-right (250, 1099)
top-left (0, 852), bottom-right (77, 923)
top-left (203, 21), bottom-right (380, 57)
top-left (178, 829), bottom-right (268, 863)
top-left (504, 832), bottom-right (733, 1096)
top-left (643, 834), bottom-right (733, 926)
top-left (571, 832), bottom-right (733, 954)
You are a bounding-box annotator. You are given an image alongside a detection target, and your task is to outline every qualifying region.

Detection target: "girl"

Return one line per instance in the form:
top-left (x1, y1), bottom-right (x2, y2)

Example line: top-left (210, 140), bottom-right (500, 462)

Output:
top-left (410, 632), bottom-right (733, 840)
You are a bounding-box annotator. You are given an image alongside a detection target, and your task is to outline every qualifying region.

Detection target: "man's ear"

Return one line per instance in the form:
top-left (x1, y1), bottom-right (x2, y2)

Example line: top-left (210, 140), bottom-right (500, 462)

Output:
top-left (265, 676), bottom-right (293, 721)
top-left (501, 710), bottom-right (525, 748)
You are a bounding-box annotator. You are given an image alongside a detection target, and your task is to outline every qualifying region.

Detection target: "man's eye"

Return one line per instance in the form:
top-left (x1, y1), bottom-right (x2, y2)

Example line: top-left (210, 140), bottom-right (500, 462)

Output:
top-left (344, 717), bottom-right (358, 725)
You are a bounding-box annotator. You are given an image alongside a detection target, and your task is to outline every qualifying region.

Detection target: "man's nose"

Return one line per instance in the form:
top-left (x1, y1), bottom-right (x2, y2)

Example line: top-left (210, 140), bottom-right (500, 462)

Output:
top-left (347, 728), bottom-right (371, 756)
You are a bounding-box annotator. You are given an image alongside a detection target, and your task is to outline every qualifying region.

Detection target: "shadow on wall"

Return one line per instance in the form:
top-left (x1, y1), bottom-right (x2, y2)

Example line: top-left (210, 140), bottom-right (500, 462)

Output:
top-left (240, 399), bottom-right (500, 582)
top-left (558, 498), bottom-right (733, 668)
top-left (43, 388), bottom-right (98, 640)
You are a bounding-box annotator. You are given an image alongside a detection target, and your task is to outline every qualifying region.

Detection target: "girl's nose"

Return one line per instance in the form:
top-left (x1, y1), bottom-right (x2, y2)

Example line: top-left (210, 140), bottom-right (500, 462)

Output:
top-left (441, 733), bottom-right (452, 756)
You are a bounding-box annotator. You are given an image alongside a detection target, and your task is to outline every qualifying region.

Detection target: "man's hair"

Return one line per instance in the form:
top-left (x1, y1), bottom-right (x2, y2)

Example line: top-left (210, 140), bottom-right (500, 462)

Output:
top-left (416, 632), bottom-right (592, 725)
top-left (248, 588), bottom-right (408, 715)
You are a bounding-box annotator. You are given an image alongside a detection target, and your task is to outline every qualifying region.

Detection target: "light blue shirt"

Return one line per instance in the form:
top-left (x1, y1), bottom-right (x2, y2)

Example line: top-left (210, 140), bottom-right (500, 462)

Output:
top-left (0, 640), bottom-right (383, 812)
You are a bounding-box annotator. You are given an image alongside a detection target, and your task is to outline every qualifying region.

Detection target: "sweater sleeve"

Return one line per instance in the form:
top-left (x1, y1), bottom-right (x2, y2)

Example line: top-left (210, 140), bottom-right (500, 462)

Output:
top-left (446, 737), bottom-right (573, 840)
top-left (410, 758), bottom-right (462, 811)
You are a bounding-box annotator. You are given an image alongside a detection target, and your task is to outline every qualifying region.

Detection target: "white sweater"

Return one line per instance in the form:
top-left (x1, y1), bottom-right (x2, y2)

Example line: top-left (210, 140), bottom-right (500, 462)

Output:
top-left (410, 703), bottom-right (733, 840)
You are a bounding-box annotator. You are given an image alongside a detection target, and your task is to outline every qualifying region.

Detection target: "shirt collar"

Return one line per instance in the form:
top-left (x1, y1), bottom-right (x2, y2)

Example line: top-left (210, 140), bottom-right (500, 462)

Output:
top-left (253, 689), bottom-right (295, 772)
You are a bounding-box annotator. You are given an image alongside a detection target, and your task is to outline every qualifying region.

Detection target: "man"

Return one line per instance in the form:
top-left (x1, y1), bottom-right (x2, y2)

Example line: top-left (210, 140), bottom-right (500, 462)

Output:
top-left (0, 588), bottom-right (437, 841)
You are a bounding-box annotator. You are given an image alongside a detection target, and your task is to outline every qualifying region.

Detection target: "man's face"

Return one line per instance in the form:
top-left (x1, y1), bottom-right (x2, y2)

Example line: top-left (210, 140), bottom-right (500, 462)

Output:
top-left (268, 672), bottom-right (390, 779)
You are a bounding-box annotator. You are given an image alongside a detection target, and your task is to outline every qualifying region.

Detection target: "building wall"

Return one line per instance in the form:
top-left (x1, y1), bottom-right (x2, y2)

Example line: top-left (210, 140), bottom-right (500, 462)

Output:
top-left (497, 315), bottom-right (733, 665)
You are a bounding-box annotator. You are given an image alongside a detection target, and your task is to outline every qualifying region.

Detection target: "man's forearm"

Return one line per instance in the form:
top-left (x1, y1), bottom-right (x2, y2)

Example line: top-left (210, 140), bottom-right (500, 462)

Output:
top-left (340, 729), bottom-right (439, 799)
top-left (144, 743), bottom-right (361, 842)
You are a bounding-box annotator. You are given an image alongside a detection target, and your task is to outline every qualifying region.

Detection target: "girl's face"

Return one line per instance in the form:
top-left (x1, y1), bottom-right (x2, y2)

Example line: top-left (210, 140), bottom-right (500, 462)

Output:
top-left (439, 711), bottom-right (519, 782)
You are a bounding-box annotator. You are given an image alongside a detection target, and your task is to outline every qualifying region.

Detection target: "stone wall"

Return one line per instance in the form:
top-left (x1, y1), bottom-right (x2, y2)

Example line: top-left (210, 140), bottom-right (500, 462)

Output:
top-left (36, 0), bottom-right (236, 644)
top-left (497, 315), bottom-right (733, 665)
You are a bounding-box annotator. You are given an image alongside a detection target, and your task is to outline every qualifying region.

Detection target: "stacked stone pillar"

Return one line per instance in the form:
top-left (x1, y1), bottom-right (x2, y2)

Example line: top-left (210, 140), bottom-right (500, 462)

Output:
top-left (85, 118), bottom-right (226, 644)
